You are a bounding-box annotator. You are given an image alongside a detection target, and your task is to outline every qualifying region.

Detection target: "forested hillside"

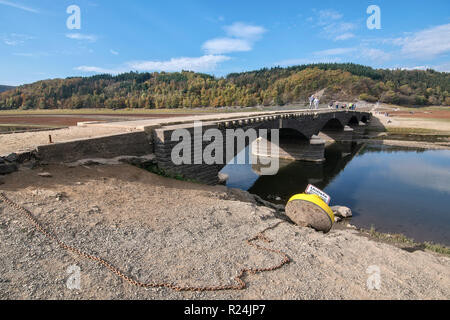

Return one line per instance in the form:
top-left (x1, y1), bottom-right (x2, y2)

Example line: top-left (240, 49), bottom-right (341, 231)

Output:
top-left (0, 63), bottom-right (448, 110)
top-left (0, 85), bottom-right (15, 93)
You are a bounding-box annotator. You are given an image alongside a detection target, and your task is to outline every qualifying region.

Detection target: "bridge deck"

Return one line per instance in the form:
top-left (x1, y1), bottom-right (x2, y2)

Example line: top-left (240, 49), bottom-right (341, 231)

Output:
top-left (78, 108), bottom-right (362, 130)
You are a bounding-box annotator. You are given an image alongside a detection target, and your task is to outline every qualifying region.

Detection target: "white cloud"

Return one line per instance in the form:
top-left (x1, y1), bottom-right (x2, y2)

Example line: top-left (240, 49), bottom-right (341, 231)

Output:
top-left (13, 51), bottom-right (50, 58)
top-left (334, 33), bottom-right (355, 41)
top-left (128, 55), bottom-right (230, 72)
top-left (76, 55), bottom-right (231, 74)
top-left (202, 22), bottom-right (266, 55)
top-left (278, 45), bottom-right (392, 66)
top-left (224, 22), bottom-right (266, 40)
top-left (0, 0), bottom-right (39, 13)
top-left (433, 62), bottom-right (450, 73)
top-left (316, 9), bottom-right (343, 23)
top-left (110, 49), bottom-right (119, 55)
top-left (66, 33), bottom-right (98, 42)
top-left (202, 38), bottom-right (252, 55)
top-left (400, 63), bottom-right (450, 73)
top-left (309, 9), bottom-right (357, 41)
top-left (75, 66), bottom-right (119, 74)
top-left (314, 47), bottom-right (357, 56)
top-left (1, 33), bottom-right (34, 46)
top-left (361, 48), bottom-right (392, 62)
top-left (395, 23), bottom-right (450, 59)
top-left (323, 22), bottom-right (357, 41)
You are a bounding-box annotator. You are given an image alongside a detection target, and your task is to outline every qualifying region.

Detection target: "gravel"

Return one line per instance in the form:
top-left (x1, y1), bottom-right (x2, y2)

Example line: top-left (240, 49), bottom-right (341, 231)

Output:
top-left (0, 164), bottom-right (449, 300)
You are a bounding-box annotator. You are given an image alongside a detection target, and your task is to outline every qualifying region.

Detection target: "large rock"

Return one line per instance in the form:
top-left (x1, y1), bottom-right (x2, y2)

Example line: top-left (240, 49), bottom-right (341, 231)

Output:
top-left (331, 206), bottom-right (353, 218)
top-left (286, 198), bottom-right (333, 233)
top-left (0, 163), bottom-right (18, 175)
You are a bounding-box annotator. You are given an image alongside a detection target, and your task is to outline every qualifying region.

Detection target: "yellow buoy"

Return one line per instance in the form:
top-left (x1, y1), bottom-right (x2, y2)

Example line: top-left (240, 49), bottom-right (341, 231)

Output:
top-left (285, 194), bottom-right (335, 233)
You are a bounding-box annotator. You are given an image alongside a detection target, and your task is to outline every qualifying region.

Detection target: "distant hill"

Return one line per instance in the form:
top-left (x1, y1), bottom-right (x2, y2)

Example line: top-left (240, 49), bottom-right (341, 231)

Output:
top-left (0, 85), bottom-right (15, 93)
top-left (0, 63), bottom-right (448, 110)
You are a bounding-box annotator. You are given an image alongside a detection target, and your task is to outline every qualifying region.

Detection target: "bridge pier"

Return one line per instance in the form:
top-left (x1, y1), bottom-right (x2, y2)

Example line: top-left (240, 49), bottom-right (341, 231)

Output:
top-left (318, 125), bottom-right (354, 142)
top-left (349, 121), bottom-right (367, 138)
top-left (252, 135), bottom-right (325, 163)
top-left (153, 124), bottom-right (225, 185)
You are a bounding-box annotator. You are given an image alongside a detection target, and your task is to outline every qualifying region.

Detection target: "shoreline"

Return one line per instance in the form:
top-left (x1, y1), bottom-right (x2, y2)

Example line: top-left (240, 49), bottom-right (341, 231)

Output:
top-left (0, 163), bottom-right (449, 299)
top-left (247, 173), bottom-right (450, 256)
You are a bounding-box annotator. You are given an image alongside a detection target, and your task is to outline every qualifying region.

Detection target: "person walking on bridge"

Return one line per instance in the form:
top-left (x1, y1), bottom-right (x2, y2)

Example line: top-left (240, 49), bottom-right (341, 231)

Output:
top-left (309, 95), bottom-right (315, 109)
top-left (314, 97), bottom-right (320, 110)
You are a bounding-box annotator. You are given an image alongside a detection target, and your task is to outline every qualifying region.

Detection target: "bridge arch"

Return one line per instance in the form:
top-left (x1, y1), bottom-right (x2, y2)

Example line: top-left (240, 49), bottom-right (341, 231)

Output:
top-left (361, 115), bottom-right (369, 123)
top-left (348, 116), bottom-right (359, 126)
top-left (321, 118), bottom-right (345, 132)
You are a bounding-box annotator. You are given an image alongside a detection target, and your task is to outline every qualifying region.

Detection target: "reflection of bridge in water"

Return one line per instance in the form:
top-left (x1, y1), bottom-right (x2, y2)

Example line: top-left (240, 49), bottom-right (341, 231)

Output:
top-left (247, 142), bottom-right (364, 202)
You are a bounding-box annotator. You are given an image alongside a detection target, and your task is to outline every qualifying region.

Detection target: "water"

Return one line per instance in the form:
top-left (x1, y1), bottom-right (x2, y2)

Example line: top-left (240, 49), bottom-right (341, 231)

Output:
top-left (221, 143), bottom-right (450, 245)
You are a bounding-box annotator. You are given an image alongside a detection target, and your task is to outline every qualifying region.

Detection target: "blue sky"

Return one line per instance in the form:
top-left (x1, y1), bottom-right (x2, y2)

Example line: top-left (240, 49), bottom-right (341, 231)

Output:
top-left (0, 0), bottom-right (449, 85)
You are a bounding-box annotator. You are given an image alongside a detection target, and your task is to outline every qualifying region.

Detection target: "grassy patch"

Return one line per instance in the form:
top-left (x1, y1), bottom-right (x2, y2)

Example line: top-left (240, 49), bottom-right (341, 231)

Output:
top-left (366, 225), bottom-right (450, 256)
top-left (424, 242), bottom-right (450, 255)
top-left (368, 226), bottom-right (415, 245)
top-left (139, 163), bottom-right (199, 183)
top-left (382, 105), bottom-right (450, 112)
top-left (0, 123), bottom-right (62, 128)
top-left (386, 127), bottom-right (445, 135)
top-left (0, 124), bottom-right (63, 133)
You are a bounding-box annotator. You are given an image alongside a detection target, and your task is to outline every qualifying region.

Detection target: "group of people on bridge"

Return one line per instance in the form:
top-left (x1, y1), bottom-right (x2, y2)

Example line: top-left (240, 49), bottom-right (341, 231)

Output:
top-left (309, 95), bottom-right (320, 110)
top-left (309, 94), bottom-right (357, 111)
top-left (330, 102), bottom-right (358, 110)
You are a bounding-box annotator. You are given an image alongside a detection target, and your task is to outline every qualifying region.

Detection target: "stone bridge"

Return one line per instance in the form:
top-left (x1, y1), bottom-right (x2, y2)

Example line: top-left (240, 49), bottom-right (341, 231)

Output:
top-left (152, 110), bottom-right (371, 184)
top-left (19, 109), bottom-right (370, 185)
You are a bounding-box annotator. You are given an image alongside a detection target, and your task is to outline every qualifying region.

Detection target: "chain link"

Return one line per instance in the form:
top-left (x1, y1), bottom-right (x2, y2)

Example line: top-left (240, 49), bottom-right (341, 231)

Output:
top-left (0, 192), bottom-right (290, 292)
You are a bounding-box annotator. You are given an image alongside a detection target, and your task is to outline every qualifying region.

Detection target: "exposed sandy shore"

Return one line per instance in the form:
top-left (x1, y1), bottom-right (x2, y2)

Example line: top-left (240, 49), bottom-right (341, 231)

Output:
top-left (0, 164), bottom-right (448, 300)
top-left (371, 107), bottom-right (450, 133)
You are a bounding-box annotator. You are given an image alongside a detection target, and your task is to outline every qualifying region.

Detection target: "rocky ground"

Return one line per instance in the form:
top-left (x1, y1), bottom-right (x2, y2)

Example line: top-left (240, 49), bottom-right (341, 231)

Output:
top-left (0, 164), bottom-right (449, 300)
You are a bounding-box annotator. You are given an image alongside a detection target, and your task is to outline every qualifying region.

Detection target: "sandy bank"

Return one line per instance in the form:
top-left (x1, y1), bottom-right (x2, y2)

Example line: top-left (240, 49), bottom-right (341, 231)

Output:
top-left (0, 164), bottom-right (448, 300)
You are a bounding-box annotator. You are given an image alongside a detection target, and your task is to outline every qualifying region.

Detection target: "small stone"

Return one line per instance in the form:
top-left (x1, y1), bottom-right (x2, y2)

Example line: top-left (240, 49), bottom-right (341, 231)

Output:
top-left (88, 206), bottom-right (101, 215)
top-left (331, 206), bottom-right (353, 218)
top-left (38, 172), bottom-right (52, 178)
top-left (334, 216), bottom-right (342, 223)
top-left (22, 160), bottom-right (37, 169)
top-left (55, 193), bottom-right (66, 201)
top-left (0, 163), bottom-right (18, 175)
top-left (5, 153), bottom-right (18, 163)
top-left (218, 173), bottom-right (229, 184)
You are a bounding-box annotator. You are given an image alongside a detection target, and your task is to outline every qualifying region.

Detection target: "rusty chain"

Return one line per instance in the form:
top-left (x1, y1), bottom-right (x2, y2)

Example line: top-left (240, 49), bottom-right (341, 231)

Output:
top-left (0, 192), bottom-right (290, 292)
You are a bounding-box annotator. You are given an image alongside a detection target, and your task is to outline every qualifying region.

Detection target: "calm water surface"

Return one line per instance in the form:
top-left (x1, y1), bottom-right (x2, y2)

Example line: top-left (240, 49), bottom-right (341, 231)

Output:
top-left (221, 143), bottom-right (450, 245)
